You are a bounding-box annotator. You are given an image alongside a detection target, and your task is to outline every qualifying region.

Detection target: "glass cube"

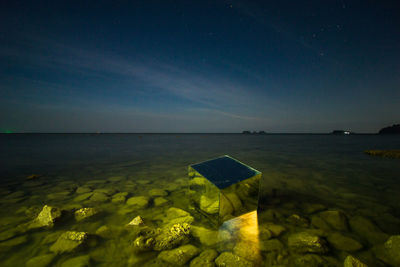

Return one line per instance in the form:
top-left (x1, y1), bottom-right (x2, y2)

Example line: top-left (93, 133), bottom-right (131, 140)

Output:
top-left (188, 155), bottom-right (261, 226)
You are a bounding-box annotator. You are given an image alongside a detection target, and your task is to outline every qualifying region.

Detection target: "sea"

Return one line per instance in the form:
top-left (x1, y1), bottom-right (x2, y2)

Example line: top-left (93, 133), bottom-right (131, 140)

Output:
top-left (0, 133), bottom-right (399, 266)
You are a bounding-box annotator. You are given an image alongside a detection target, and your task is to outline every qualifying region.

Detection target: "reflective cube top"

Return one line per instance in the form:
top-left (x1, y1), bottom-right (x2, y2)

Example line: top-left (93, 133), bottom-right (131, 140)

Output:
top-left (190, 155), bottom-right (260, 189)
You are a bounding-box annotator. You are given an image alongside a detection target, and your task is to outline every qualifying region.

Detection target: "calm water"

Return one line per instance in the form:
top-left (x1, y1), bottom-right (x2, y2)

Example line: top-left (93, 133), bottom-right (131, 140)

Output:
top-left (0, 134), bottom-right (399, 266)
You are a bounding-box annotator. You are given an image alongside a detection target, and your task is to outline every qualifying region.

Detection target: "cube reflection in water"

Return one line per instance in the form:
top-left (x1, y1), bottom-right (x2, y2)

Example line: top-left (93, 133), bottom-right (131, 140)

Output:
top-left (188, 155), bottom-right (261, 226)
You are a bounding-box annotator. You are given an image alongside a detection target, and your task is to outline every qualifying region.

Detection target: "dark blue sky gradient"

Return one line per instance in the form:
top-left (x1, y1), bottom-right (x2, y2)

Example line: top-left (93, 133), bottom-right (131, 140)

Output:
top-left (1, 0), bottom-right (399, 133)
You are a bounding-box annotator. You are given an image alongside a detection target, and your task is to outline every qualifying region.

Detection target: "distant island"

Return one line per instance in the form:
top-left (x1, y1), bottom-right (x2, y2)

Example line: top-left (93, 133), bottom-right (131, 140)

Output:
top-left (378, 124), bottom-right (400, 134)
top-left (242, 131), bottom-right (267, 134)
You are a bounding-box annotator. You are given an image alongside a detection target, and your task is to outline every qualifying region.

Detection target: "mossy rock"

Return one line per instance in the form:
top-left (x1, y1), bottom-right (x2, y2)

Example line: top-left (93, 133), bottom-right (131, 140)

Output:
top-left (288, 232), bottom-right (329, 254)
top-left (158, 244), bottom-right (200, 266)
top-left (29, 205), bottom-right (62, 229)
top-left (189, 249), bottom-right (218, 267)
top-left (215, 252), bottom-right (253, 267)
top-left (26, 254), bottom-right (56, 267)
top-left (50, 231), bottom-right (88, 253)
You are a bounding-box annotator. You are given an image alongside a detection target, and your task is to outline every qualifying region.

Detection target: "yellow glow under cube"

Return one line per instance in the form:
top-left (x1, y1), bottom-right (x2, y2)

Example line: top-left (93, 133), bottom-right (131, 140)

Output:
top-left (189, 155), bottom-right (261, 226)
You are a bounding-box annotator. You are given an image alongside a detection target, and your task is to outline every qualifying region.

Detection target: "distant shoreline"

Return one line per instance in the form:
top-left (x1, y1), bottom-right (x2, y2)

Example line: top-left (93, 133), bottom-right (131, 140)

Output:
top-left (0, 132), bottom-right (382, 135)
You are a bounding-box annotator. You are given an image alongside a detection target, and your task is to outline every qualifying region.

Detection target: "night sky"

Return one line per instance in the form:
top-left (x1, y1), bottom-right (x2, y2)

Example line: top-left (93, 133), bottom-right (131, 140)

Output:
top-left (1, 1), bottom-right (399, 133)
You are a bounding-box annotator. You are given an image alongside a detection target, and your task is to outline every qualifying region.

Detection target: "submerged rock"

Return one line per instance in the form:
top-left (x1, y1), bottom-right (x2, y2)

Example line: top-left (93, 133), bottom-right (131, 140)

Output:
top-left (200, 195), bottom-right (219, 215)
top-left (319, 210), bottom-right (348, 231)
top-left (73, 192), bottom-right (93, 202)
top-left (288, 232), bottom-right (328, 254)
top-left (149, 188), bottom-right (168, 197)
top-left (111, 192), bottom-right (128, 204)
top-left (127, 216), bottom-right (144, 226)
top-left (75, 207), bottom-right (99, 222)
top-left (260, 239), bottom-right (284, 252)
top-left (349, 216), bottom-right (388, 245)
top-left (374, 235), bottom-right (400, 266)
top-left (215, 252), bottom-right (254, 267)
top-left (0, 235), bottom-right (28, 250)
top-left (344, 255), bottom-right (368, 267)
top-left (26, 254), bottom-right (56, 267)
top-left (133, 223), bottom-right (191, 251)
top-left (158, 244), bottom-right (200, 266)
top-left (287, 214), bottom-right (309, 227)
top-left (190, 249), bottom-right (218, 267)
top-left (76, 187), bottom-right (92, 194)
top-left (264, 224), bottom-right (286, 237)
top-left (191, 226), bottom-right (231, 246)
top-left (233, 241), bottom-right (262, 262)
top-left (126, 196), bottom-right (150, 208)
top-left (89, 192), bottom-right (109, 203)
top-left (327, 232), bottom-right (363, 252)
top-left (29, 205), bottom-right (62, 229)
top-left (154, 197), bottom-right (169, 207)
top-left (162, 207), bottom-right (194, 227)
top-left (61, 255), bottom-right (91, 267)
top-left (50, 231), bottom-right (88, 253)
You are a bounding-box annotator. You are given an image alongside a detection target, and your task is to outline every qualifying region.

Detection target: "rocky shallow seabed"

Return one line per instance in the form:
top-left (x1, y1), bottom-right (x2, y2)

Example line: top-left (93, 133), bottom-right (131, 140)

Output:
top-left (0, 160), bottom-right (399, 267)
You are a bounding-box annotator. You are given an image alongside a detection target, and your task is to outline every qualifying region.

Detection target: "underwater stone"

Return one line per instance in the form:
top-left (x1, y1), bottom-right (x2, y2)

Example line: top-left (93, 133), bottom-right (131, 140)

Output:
top-left (47, 191), bottom-right (71, 200)
top-left (61, 255), bottom-right (91, 267)
top-left (29, 205), bottom-right (62, 229)
top-left (75, 207), bottom-right (99, 222)
top-left (50, 231), bottom-right (88, 253)
top-left (319, 210), bottom-right (349, 231)
top-left (153, 223), bottom-right (191, 251)
top-left (127, 216), bottom-right (144, 226)
top-left (264, 224), bottom-right (286, 237)
top-left (126, 196), bottom-right (150, 208)
top-left (190, 249), bottom-right (218, 267)
top-left (303, 203), bottom-right (327, 214)
top-left (327, 232), bottom-right (363, 252)
top-left (349, 216), bottom-right (388, 245)
top-left (224, 192), bottom-right (242, 212)
top-left (291, 254), bottom-right (326, 267)
top-left (76, 187), bottom-right (92, 194)
top-left (148, 188), bottom-right (168, 197)
top-left (311, 215), bottom-right (332, 231)
top-left (191, 226), bottom-right (231, 247)
top-left (286, 214), bottom-right (309, 227)
top-left (0, 229), bottom-right (17, 241)
top-left (200, 195), bottom-right (219, 214)
top-left (344, 255), bottom-right (368, 267)
top-left (89, 192), bottom-right (109, 203)
top-left (154, 197), bottom-right (169, 207)
top-left (26, 254), bottom-right (56, 267)
top-left (288, 232), bottom-right (328, 254)
top-left (233, 241), bottom-right (262, 262)
top-left (0, 235), bottom-right (28, 250)
top-left (93, 187), bottom-right (117, 196)
top-left (215, 252), bottom-right (254, 267)
top-left (73, 192), bottom-right (93, 202)
top-left (260, 239), bottom-right (284, 252)
top-left (374, 235), bottom-right (400, 266)
top-left (158, 244), bottom-right (200, 266)
top-left (162, 207), bottom-right (194, 227)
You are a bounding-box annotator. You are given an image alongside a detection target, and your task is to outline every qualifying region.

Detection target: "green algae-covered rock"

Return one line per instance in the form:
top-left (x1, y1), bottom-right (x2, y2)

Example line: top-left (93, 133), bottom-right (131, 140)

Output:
top-left (127, 215), bottom-right (144, 226)
top-left (29, 205), bottom-right (62, 229)
top-left (0, 229), bottom-right (17, 241)
top-left (0, 235), bottom-right (28, 250)
top-left (50, 231), bottom-right (88, 253)
top-left (95, 225), bottom-right (112, 239)
top-left (374, 235), bottom-right (400, 266)
top-left (158, 244), bottom-right (200, 266)
top-left (190, 226), bottom-right (231, 247)
top-left (89, 192), bottom-right (109, 203)
top-left (47, 191), bottom-right (71, 200)
top-left (287, 214), bottom-right (309, 227)
top-left (73, 193), bottom-right (93, 202)
top-left (148, 188), bottom-right (168, 197)
top-left (260, 239), bottom-right (284, 252)
top-left (190, 249), bottom-right (218, 267)
top-left (264, 224), bottom-right (286, 237)
top-left (199, 195), bottom-right (219, 215)
top-left (311, 215), bottom-right (332, 231)
top-left (344, 255), bottom-right (368, 267)
top-left (349, 216), bottom-right (388, 245)
top-left (154, 197), bottom-right (169, 207)
top-left (291, 254), bottom-right (326, 267)
top-left (327, 232), bottom-right (363, 252)
top-left (233, 241), bottom-right (261, 262)
top-left (154, 223), bottom-right (191, 251)
top-left (111, 192), bottom-right (128, 204)
top-left (26, 254), bottom-right (55, 267)
top-left (75, 207), bottom-right (99, 222)
top-left (61, 255), bottom-right (91, 267)
top-left (162, 207), bottom-right (194, 227)
top-left (288, 232), bottom-right (328, 254)
top-left (76, 187), bottom-right (92, 194)
top-left (215, 252), bottom-right (254, 267)
top-left (126, 196), bottom-right (150, 208)
top-left (319, 210), bottom-right (348, 231)
top-left (133, 223), bottom-right (191, 252)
